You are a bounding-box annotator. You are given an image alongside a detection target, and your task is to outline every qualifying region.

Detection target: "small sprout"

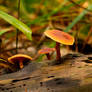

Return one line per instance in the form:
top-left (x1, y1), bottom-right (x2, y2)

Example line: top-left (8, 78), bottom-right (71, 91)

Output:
top-left (8, 54), bottom-right (32, 69)
top-left (38, 48), bottom-right (55, 60)
top-left (44, 30), bottom-right (74, 64)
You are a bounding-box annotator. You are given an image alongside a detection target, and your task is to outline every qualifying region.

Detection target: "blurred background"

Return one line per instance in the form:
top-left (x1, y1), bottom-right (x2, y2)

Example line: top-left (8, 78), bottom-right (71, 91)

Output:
top-left (0, 0), bottom-right (92, 61)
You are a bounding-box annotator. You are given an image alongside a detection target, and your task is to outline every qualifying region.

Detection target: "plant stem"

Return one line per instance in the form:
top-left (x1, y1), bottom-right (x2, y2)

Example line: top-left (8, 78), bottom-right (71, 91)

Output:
top-left (46, 53), bottom-right (51, 60)
top-left (16, 0), bottom-right (21, 54)
top-left (0, 39), bottom-right (2, 53)
top-left (55, 42), bottom-right (61, 63)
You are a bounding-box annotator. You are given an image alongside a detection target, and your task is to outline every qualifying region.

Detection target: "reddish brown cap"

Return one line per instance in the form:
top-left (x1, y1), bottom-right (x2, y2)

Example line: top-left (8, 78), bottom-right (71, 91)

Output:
top-left (38, 48), bottom-right (55, 54)
top-left (44, 30), bottom-right (74, 45)
top-left (8, 54), bottom-right (32, 69)
top-left (8, 54), bottom-right (32, 63)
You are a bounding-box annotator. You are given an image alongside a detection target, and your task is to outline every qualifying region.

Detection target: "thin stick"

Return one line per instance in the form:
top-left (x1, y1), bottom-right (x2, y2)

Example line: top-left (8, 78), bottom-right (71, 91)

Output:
top-left (16, 0), bottom-right (21, 54)
top-left (0, 39), bottom-right (2, 53)
top-left (69, 0), bottom-right (92, 12)
top-left (75, 24), bottom-right (79, 52)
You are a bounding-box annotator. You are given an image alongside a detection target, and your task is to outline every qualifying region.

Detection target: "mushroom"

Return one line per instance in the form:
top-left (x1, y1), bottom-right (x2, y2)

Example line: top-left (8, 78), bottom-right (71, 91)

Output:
top-left (38, 48), bottom-right (55, 60)
top-left (44, 30), bottom-right (74, 64)
top-left (8, 54), bottom-right (32, 69)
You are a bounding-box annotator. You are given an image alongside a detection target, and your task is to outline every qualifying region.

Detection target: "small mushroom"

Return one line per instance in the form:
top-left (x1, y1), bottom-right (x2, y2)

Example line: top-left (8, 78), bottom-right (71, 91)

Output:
top-left (38, 48), bottom-right (55, 60)
top-left (44, 30), bottom-right (74, 64)
top-left (8, 54), bottom-right (32, 69)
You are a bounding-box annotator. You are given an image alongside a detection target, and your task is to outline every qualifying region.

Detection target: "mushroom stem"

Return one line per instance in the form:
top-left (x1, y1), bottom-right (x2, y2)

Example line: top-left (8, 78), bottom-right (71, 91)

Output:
top-left (55, 42), bottom-right (61, 63)
top-left (19, 60), bottom-right (23, 69)
top-left (46, 53), bottom-right (51, 60)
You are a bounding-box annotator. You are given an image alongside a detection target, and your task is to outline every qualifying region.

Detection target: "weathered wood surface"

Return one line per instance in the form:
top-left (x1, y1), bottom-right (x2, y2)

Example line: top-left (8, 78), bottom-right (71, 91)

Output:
top-left (0, 53), bottom-right (92, 92)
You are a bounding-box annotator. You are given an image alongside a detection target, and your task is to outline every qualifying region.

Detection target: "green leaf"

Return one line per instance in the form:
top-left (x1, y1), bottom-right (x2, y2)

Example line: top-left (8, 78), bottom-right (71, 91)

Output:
top-left (0, 58), bottom-right (7, 62)
top-left (64, 4), bottom-right (92, 32)
top-left (88, 0), bottom-right (92, 6)
top-left (0, 10), bottom-right (32, 40)
top-left (0, 30), bottom-right (8, 36)
top-left (36, 54), bottom-right (45, 62)
top-left (0, 28), bottom-right (11, 36)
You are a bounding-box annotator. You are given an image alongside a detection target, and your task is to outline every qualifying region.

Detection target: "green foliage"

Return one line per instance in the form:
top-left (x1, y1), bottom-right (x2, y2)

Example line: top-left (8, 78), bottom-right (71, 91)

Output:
top-left (27, 0), bottom-right (85, 26)
top-left (44, 41), bottom-right (56, 48)
top-left (0, 28), bottom-right (10, 36)
top-left (0, 10), bottom-right (32, 40)
top-left (0, 58), bottom-right (7, 62)
top-left (78, 24), bottom-right (91, 39)
top-left (36, 54), bottom-right (45, 62)
top-left (64, 0), bottom-right (90, 32)
top-left (28, 0), bottom-right (69, 25)
top-left (88, 0), bottom-right (92, 6)
top-left (0, 0), bottom-right (92, 56)
top-left (22, 0), bottom-right (42, 13)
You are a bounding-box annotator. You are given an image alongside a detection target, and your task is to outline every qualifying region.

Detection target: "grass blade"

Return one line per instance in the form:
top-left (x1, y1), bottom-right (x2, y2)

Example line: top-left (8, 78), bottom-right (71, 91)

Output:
top-left (0, 10), bottom-right (32, 40)
top-left (64, 4), bottom-right (92, 32)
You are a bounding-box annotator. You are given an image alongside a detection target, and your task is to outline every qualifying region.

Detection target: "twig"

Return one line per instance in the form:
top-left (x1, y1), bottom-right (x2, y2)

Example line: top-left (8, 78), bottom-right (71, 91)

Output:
top-left (69, 0), bottom-right (92, 12)
top-left (16, 0), bottom-right (21, 54)
top-left (0, 39), bottom-right (2, 53)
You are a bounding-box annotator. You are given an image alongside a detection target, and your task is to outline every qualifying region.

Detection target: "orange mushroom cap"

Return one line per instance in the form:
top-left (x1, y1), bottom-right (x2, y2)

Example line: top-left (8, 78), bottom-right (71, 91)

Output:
top-left (44, 30), bottom-right (74, 45)
top-left (8, 54), bottom-right (32, 69)
top-left (38, 48), bottom-right (55, 54)
top-left (8, 54), bottom-right (32, 63)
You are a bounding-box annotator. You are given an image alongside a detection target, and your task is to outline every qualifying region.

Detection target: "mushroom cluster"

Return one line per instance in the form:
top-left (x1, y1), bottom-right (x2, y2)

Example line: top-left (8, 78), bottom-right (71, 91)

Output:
top-left (44, 30), bottom-right (74, 64)
top-left (0, 30), bottom-right (74, 73)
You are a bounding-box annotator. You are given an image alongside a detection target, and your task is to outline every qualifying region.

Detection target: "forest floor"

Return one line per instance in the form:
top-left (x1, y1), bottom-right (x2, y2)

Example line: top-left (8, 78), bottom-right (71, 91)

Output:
top-left (0, 50), bottom-right (92, 92)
